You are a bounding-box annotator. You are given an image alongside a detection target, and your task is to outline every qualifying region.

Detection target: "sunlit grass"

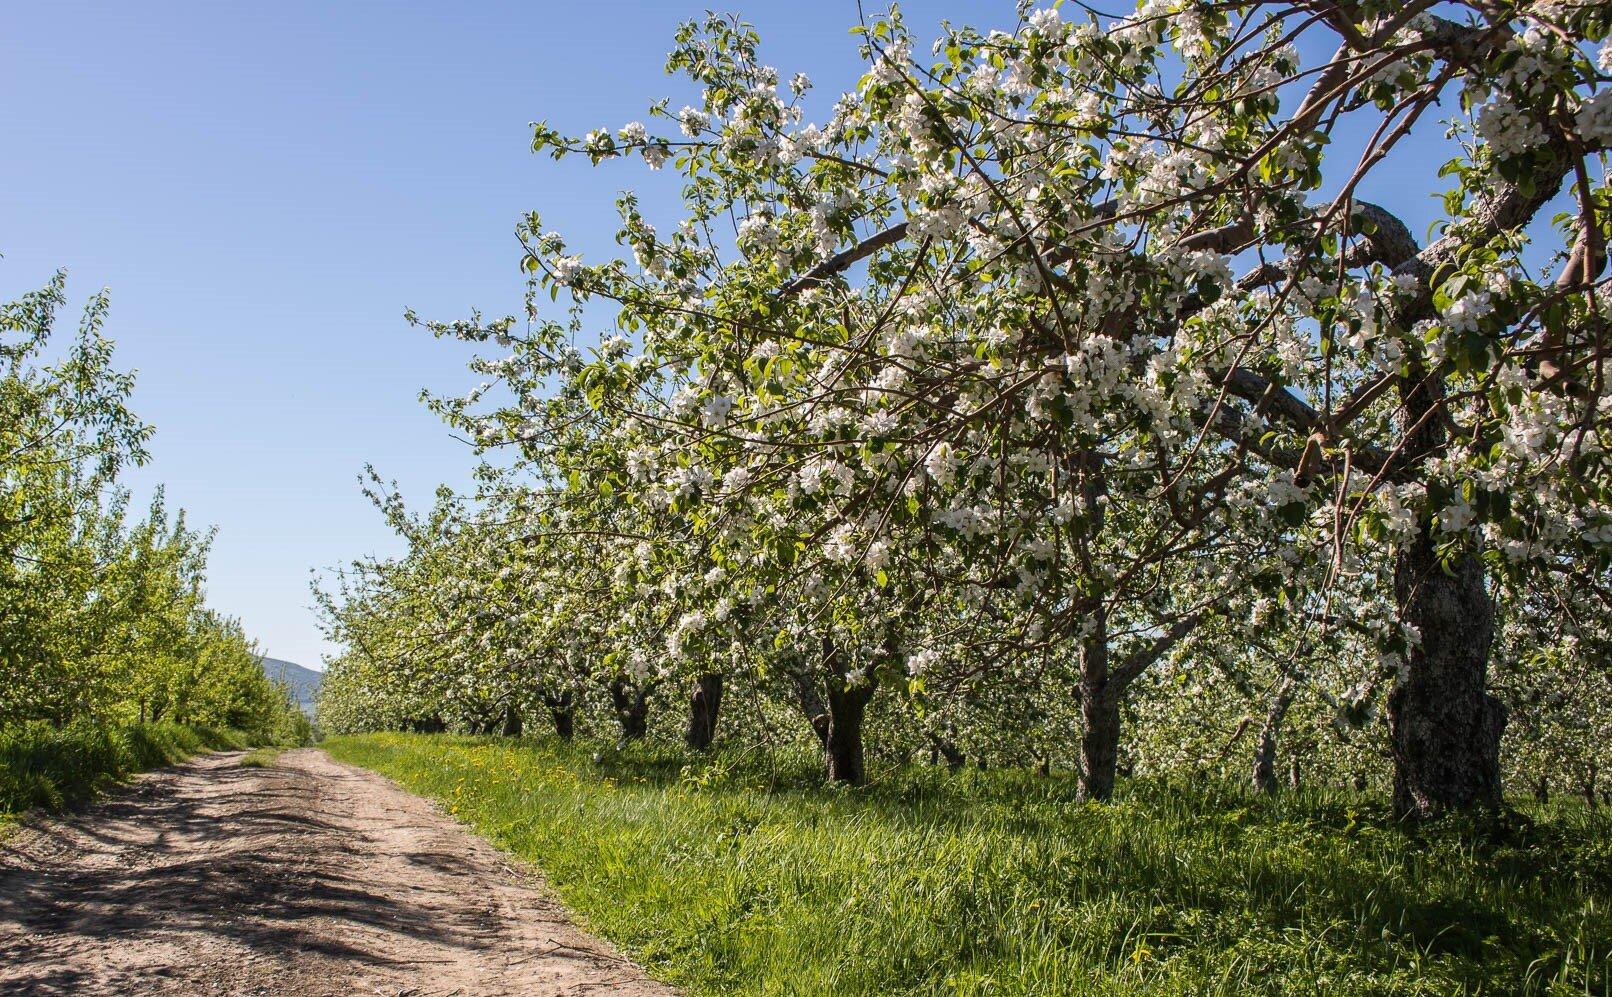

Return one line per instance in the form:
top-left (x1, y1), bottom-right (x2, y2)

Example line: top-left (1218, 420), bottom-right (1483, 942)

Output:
top-left (238, 745), bottom-right (283, 768)
top-left (325, 732), bottom-right (1612, 996)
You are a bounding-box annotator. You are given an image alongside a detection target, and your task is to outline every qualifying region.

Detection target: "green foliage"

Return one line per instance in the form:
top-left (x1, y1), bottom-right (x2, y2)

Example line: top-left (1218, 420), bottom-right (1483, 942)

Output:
top-left (0, 721), bottom-right (248, 818)
top-left (327, 733), bottom-right (1611, 996)
top-left (0, 273), bottom-right (307, 749)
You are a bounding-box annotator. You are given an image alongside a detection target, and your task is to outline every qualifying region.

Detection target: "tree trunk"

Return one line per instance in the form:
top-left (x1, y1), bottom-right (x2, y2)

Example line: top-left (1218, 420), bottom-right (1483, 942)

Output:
top-left (1077, 604), bottom-right (1122, 802)
top-left (551, 705), bottom-right (574, 740)
top-left (1582, 764), bottom-right (1599, 808)
top-left (1532, 776), bottom-right (1550, 805)
top-left (789, 669), bottom-right (830, 746)
top-left (928, 734), bottom-right (966, 771)
top-left (1387, 367), bottom-right (1505, 820)
top-left (685, 673), bottom-right (724, 751)
top-left (1387, 528), bottom-right (1505, 819)
top-left (823, 678), bottom-right (875, 784)
top-left (501, 704), bottom-right (523, 737)
top-left (608, 678), bottom-right (649, 742)
top-left (1253, 677), bottom-right (1297, 794)
top-left (542, 690), bottom-right (574, 740)
top-left (1288, 755), bottom-right (1302, 791)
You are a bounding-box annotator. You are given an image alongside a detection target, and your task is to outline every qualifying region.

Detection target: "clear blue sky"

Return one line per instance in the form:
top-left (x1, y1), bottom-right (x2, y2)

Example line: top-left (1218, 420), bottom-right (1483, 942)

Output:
top-left (0, 2), bottom-right (1013, 668)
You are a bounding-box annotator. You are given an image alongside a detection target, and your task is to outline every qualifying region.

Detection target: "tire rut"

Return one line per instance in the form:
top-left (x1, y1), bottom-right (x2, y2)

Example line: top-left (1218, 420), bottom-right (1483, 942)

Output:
top-left (0, 748), bottom-right (677, 996)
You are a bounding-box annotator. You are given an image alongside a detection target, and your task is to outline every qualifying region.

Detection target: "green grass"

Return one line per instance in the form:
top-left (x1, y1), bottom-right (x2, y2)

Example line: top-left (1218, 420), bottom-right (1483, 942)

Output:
top-left (324, 732), bottom-right (1611, 996)
top-left (0, 721), bottom-right (250, 820)
top-left (238, 745), bottom-right (283, 768)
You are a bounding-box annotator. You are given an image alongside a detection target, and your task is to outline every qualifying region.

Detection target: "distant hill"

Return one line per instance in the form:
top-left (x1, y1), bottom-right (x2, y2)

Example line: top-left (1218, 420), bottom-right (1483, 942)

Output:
top-left (258, 656), bottom-right (322, 715)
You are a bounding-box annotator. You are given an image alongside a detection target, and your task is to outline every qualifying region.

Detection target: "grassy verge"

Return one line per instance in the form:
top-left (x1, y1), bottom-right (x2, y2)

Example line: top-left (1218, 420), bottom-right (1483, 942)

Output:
top-left (238, 746), bottom-right (284, 768)
top-left (0, 721), bottom-right (251, 820)
top-left (324, 732), bottom-right (1610, 996)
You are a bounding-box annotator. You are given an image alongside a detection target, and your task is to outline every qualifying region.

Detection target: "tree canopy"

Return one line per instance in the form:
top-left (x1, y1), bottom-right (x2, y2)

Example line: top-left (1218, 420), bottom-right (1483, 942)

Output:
top-left (320, 0), bottom-right (1612, 818)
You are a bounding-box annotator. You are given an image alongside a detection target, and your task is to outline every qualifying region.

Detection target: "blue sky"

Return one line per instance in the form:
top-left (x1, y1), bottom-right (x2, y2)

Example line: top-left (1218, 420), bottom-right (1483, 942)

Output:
top-left (0, 2), bottom-right (1012, 667)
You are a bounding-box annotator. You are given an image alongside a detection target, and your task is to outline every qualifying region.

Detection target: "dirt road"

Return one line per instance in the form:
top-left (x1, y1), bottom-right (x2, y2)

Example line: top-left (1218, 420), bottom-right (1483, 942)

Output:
top-left (0, 748), bottom-right (677, 996)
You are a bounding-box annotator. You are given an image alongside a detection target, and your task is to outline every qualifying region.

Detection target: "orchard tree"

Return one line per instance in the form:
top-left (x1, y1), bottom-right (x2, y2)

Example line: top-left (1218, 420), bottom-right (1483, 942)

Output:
top-left (1, 272), bottom-right (301, 738)
top-left (325, 2), bottom-right (1612, 816)
top-left (498, 2), bottom-right (1611, 813)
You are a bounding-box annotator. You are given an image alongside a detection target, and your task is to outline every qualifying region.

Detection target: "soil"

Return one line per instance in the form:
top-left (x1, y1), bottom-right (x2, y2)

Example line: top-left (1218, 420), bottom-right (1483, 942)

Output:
top-left (0, 748), bottom-right (679, 996)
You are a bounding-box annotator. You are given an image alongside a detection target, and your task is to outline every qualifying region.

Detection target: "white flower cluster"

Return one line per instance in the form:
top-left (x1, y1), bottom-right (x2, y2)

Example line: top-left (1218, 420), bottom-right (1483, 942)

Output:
top-left (1437, 498), bottom-right (1476, 535)
top-left (906, 648), bottom-right (941, 676)
top-left (1441, 290), bottom-right (1494, 335)
top-left (737, 213), bottom-right (779, 254)
top-left (797, 457), bottom-right (856, 497)
top-left (1377, 483), bottom-right (1425, 537)
top-left (1495, 25), bottom-right (1571, 96)
top-left (1475, 97), bottom-right (1547, 159)
top-left (678, 106), bottom-right (710, 137)
top-left (550, 255), bottom-right (584, 285)
top-left (1575, 90), bottom-right (1612, 149)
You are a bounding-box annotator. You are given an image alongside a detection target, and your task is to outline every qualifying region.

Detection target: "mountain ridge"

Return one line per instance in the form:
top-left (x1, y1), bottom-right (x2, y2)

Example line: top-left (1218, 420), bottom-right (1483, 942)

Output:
top-left (258, 656), bottom-right (321, 714)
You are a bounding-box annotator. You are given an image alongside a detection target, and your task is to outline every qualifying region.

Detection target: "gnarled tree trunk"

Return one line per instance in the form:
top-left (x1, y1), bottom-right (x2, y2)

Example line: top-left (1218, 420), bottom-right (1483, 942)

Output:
top-left (685, 673), bottom-right (724, 751)
top-left (823, 678), bottom-right (875, 784)
top-left (543, 690), bottom-right (575, 740)
top-left (500, 703), bottom-right (523, 737)
top-left (1387, 527), bottom-right (1505, 819)
top-left (1075, 598), bottom-right (1207, 802)
top-left (1252, 676), bottom-right (1297, 794)
top-left (928, 734), bottom-right (966, 772)
top-left (1386, 367), bottom-right (1505, 820)
top-left (608, 677), bottom-right (650, 742)
top-left (789, 669), bottom-right (830, 747)
top-left (1078, 605), bottom-right (1120, 802)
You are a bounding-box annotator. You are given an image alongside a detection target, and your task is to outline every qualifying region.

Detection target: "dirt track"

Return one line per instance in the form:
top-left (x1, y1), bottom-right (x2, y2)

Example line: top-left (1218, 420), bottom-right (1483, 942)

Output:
top-left (0, 748), bottom-right (676, 996)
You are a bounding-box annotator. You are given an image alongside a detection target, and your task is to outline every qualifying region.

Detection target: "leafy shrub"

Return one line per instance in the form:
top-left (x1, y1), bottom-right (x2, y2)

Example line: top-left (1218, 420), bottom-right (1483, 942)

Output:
top-left (0, 721), bottom-right (247, 817)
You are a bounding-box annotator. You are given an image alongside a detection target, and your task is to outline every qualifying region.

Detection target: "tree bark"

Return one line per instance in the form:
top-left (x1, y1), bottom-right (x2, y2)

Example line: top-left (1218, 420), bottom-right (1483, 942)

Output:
top-left (1078, 604), bottom-right (1121, 802)
top-left (1387, 528), bottom-right (1505, 819)
top-left (684, 673), bottom-right (724, 751)
top-left (928, 735), bottom-right (966, 772)
top-left (543, 690), bottom-right (575, 740)
top-left (823, 678), bottom-right (875, 784)
top-left (789, 669), bottom-right (830, 747)
top-left (1253, 677), bottom-right (1297, 794)
top-left (608, 678), bottom-right (650, 741)
top-left (500, 704), bottom-right (523, 737)
top-left (1386, 366), bottom-right (1505, 820)
top-left (551, 705), bottom-right (574, 740)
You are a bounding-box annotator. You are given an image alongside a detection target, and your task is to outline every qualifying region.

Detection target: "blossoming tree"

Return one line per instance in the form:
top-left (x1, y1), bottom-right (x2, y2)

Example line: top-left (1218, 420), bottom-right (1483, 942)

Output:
top-left (325, 1), bottom-right (1611, 817)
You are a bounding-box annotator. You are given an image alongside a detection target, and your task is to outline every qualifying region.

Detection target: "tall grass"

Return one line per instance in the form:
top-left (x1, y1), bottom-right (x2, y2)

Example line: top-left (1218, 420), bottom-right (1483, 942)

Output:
top-left (0, 721), bottom-right (249, 818)
top-left (325, 732), bottom-right (1611, 996)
